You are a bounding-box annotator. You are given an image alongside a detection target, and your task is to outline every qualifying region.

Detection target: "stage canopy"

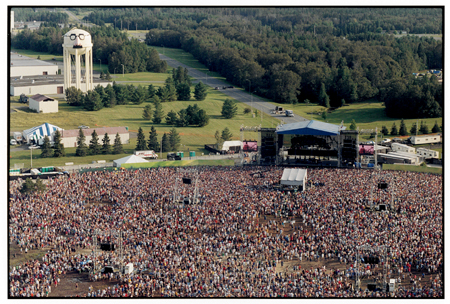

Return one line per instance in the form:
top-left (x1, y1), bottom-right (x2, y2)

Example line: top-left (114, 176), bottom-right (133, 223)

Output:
top-left (280, 168), bottom-right (307, 189)
top-left (113, 155), bottom-right (148, 167)
top-left (276, 120), bottom-right (345, 136)
top-left (23, 122), bottom-right (62, 143)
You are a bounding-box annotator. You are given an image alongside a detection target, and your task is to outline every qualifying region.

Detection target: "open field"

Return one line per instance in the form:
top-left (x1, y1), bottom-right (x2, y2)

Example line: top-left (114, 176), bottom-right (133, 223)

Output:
top-left (122, 158), bottom-right (235, 169)
top-left (383, 163), bottom-right (442, 174)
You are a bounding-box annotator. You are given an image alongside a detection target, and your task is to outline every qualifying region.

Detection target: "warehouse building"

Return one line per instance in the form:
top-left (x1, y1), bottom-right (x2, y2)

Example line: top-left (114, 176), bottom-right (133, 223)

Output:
top-left (60, 126), bottom-right (129, 148)
top-left (10, 52), bottom-right (59, 77)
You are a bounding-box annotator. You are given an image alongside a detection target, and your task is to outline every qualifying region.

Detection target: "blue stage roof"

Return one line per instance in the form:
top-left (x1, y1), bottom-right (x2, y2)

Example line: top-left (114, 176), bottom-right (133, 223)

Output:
top-left (276, 120), bottom-right (345, 136)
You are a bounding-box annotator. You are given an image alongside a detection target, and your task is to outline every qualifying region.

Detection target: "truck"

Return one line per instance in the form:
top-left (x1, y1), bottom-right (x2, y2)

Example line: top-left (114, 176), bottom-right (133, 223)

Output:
top-left (134, 150), bottom-right (158, 159)
top-left (13, 132), bottom-right (23, 144)
top-left (285, 110), bottom-right (294, 117)
top-left (124, 263), bottom-right (134, 275)
top-left (271, 106), bottom-right (285, 115)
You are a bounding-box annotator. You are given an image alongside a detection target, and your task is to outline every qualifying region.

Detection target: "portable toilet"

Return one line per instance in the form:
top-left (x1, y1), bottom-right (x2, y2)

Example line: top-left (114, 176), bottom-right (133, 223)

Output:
top-left (189, 151), bottom-right (195, 157)
top-left (177, 151), bottom-right (184, 158)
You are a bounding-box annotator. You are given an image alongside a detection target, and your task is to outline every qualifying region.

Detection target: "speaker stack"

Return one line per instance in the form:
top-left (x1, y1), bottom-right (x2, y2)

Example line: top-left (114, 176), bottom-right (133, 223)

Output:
top-left (182, 177), bottom-right (192, 184)
top-left (100, 243), bottom-right (115, 251)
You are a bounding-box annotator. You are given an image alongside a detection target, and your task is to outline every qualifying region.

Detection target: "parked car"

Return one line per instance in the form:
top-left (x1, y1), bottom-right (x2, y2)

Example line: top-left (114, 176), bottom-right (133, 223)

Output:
top-left (381, 138), bottom-right (391, 145)
top-left (28, 145), bottom-right (40, 149)
top-left (392, 138), bottom-right (402, 143)
top-left (10, 139), bottom-right (17, 145)
top-left (227, 86), bottom-right (234, 89)
top-left (78, 125), bottom-right (89, 129)
top-left (167, 153), bottom-right (181, 161)
top-left (366, 141), bottom-right (375, 145)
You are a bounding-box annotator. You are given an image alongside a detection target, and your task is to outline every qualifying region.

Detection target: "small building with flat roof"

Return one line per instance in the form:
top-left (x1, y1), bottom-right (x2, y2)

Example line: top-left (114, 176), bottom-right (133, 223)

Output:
top-left (29, 94), bottom-right (58, 114)
top-left (10, 52), bottom-right (59, 77)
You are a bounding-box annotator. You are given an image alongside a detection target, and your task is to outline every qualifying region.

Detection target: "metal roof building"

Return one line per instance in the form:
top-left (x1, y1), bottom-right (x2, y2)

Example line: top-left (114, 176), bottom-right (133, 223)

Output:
top-left (276, 120), bottom-right (345, 136)
top-left (60, 126), bottom-right (129, 148)
top-left (10, 52), bottom-right (59, 78)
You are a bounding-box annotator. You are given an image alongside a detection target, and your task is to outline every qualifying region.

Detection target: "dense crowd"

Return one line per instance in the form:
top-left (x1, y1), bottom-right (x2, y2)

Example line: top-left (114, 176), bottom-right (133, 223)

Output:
top-left (9, 166), bottom-right (443, 298)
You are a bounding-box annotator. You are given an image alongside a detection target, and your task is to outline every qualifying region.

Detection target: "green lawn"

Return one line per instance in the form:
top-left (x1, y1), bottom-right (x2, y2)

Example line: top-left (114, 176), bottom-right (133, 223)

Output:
top-left (383, 164), bottom-right (442, 174)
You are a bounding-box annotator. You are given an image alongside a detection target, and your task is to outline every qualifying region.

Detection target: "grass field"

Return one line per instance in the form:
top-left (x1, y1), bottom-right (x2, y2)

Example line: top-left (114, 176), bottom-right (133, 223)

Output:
top-left (383, 163), bottom-right (442, 174)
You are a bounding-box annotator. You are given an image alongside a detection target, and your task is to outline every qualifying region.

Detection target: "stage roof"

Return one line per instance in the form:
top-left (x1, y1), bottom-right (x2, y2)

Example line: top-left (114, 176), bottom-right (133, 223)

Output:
top-left (276, 120), bottom-right (345, 136)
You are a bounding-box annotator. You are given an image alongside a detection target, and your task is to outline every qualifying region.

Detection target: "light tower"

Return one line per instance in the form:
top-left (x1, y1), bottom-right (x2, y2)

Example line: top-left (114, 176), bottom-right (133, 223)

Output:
top-left (62, 28), bottom-right (93, 92)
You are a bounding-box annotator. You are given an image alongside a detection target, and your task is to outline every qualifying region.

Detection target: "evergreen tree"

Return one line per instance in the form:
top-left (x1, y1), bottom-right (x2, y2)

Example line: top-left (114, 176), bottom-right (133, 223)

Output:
top-left (419, 120), bottom-right (429, 134)
top-left (214, 130), bottom-right (222, 149)
top-left (40, 135), bottom-right (52, 158)
top-left (176, 83), bottom-right (191, 101)
top-left (165, 110), bottom-right (178, 125)
top-left (89, 129), bottom-right (101, 155)
top-left (113, 133), bottom-right (124, 154)
top-left (102, 132), bottom-right (111, 154)
top-left (52, 129), bottom-right (65, 157)
top-left (104, 84), bottom-right (116, 108)
top-left (221, 127), bottom-right (233, 141)
top-left (194, 81), bottom-right (208, 101)
top-left (197, 109), bottom-right (209, 127)
top-left (168, 127), bottom-right (181, 151)
top-left (132, 84), bottom-right (147, 104)
top-left (136, 127), bottom-right (147, 151)
top-left (399, 119), bottom-right (407, 136)
top-left (321, 111), bottom-right (327, 120)
top-left (152, 96), bottom-right (164, 124)
top-left (147, 84), bottom-right (156, 99)
top-left (161, 133), bottom-right (170, 152)
top-left (243, 108), bottom-right (251, 114)
top-left (34, 178), bottom-right (47, 193)
top-left (349, 119), bottom-right (357, 131)
top-left (410, 122), bottom-right (418, 135)
top-left (83, 90), bottom-right (103, 111)
top-left (142, 104), bottom-right (152, 121)
top-left (340, 99), bottom-right (346, 107)
top-left (19, 177), bottom-right (44, 195)
top-left (65, 86), bottom-right (83, 106)
top-left (105, 70), bottom-right (112, 81)
top-left (221, 99), bottom-right (238, 119)
top-left (147, 126), bottom-right (160, 152)
top-left (76, 128), bottom-right (88, 156)
top-left (432, 121), bottom-right (441, 133)
top-left (381, 125), bottom-right (389, 136)
top-left (318, 82), bottom-right (330, 108)
top-left (390, 122), bottom-right (398, 135)
top-left (176, 109), bottom-right (189, 127)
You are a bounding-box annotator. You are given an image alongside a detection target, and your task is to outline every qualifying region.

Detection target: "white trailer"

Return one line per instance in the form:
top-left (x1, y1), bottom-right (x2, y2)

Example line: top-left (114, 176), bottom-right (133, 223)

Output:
top-left (391, 143), bottom-right (415, 154)
top-left (13, 132), bottom-right (23, 143)
top-left (389, 279), bottom-right (396, 292)
top-left (410, 135), bottom-right (441, 145)
top-left (417, 148), bottom-right (439, 159)
top-left (134, 150), bottom-right (158, 159)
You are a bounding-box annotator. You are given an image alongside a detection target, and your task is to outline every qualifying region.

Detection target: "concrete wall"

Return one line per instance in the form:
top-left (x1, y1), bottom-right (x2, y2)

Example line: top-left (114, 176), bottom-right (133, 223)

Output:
top-left (61, 132), bottom-right (130, 148)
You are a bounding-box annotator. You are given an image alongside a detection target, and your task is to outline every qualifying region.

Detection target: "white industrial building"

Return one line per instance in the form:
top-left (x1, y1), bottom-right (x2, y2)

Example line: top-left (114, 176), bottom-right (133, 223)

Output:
top-left (10, 52), bottom-right (59, 77)
top-left (391, 143), bottom-right (416, 154)
top-left (28, 94), bottom-right (58, 113)
top-left (60, 126), bottom-right (129, 148)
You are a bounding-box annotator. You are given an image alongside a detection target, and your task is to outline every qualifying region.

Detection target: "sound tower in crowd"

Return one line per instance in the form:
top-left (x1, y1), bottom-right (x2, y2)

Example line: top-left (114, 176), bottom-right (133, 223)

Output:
top-left (340, 130), bottom-right (359, 165)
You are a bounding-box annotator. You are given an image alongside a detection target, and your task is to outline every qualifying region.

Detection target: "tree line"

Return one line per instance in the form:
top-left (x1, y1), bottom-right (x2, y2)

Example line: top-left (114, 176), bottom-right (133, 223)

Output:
top-left (135, 126), bottom-right (181, 153)
top-left (11, 24), bottom-right (167, 74)
top-left (12, 7), bottom-right (69, 24)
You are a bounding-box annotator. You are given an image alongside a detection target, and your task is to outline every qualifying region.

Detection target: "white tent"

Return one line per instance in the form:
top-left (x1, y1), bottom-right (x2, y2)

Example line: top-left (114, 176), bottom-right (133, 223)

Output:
top-left (221, 140), bottom-right (243, 152)
top-left (113, 155), bottom-right (149, 167)
top-left (280, 168), bottom-right (307, 190)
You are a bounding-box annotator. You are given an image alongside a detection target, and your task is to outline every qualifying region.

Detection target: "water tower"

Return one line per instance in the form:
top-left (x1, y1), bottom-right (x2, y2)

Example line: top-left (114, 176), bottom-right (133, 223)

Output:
top-left (62, 28), bottom-right (93, 92)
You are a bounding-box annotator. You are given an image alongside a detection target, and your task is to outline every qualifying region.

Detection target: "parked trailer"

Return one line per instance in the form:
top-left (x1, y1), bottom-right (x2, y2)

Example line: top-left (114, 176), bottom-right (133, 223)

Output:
top-left (417, 148), bottom-right (439, 159)
top-left (410, 135), bottom-right (441, 145)
top-left (391, 143), bottom-right (416, 154)
top-left (134, 150), bottom-right (158, 159)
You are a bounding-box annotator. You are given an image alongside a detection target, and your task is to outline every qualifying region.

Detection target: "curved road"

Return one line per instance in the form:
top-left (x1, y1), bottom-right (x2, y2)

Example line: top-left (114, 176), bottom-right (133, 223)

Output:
top-left (158, 54), bottom-right (308, 125)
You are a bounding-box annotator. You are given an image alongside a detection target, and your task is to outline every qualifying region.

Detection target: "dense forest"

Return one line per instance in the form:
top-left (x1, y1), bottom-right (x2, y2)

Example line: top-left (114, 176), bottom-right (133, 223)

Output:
top-left (11, 7), bottom-right (443, 118)
top-left (11, 24), bottom-right (167, 74)
top-left (12, 7), bottom-right (69, 23)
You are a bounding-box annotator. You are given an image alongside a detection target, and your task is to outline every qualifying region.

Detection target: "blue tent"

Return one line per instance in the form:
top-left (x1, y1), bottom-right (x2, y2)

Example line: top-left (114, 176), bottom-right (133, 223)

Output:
top-left (276, 120), bottom-right (345, 136)
top-left (22, 123), bottom-right (62, 144)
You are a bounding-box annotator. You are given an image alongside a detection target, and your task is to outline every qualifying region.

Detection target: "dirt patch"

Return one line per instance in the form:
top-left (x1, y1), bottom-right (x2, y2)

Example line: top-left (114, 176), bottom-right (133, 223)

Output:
top-left (49, 271), bottom-right (119, 298)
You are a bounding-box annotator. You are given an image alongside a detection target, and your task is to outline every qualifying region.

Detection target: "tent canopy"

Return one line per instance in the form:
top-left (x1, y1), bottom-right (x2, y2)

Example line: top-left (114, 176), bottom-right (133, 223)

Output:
top-left (280, 168), bottom-right (307, 186)
top-left (221, 140), bottom-right (243, 151)
top-left (23, 122), bottom-right (62, 143)
top-left (276, 120), bottom-right (345, 136)
top-left (113, 155), bottom-right (148, 167)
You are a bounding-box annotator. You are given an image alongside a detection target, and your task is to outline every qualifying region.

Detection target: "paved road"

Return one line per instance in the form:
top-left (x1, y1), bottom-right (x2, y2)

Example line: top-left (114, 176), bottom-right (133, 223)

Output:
top-left (159, 54), bottom-right (308, 125)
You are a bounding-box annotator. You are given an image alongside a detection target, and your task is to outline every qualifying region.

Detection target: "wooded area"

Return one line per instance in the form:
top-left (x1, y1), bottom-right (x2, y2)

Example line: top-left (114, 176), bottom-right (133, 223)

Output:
top-left (11, 7), bottom-right (443, 119)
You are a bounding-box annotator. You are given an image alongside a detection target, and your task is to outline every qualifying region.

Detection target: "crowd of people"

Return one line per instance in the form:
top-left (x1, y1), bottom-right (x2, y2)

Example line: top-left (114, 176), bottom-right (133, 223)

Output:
top-left (9, 166), bottom-right (443, 298)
